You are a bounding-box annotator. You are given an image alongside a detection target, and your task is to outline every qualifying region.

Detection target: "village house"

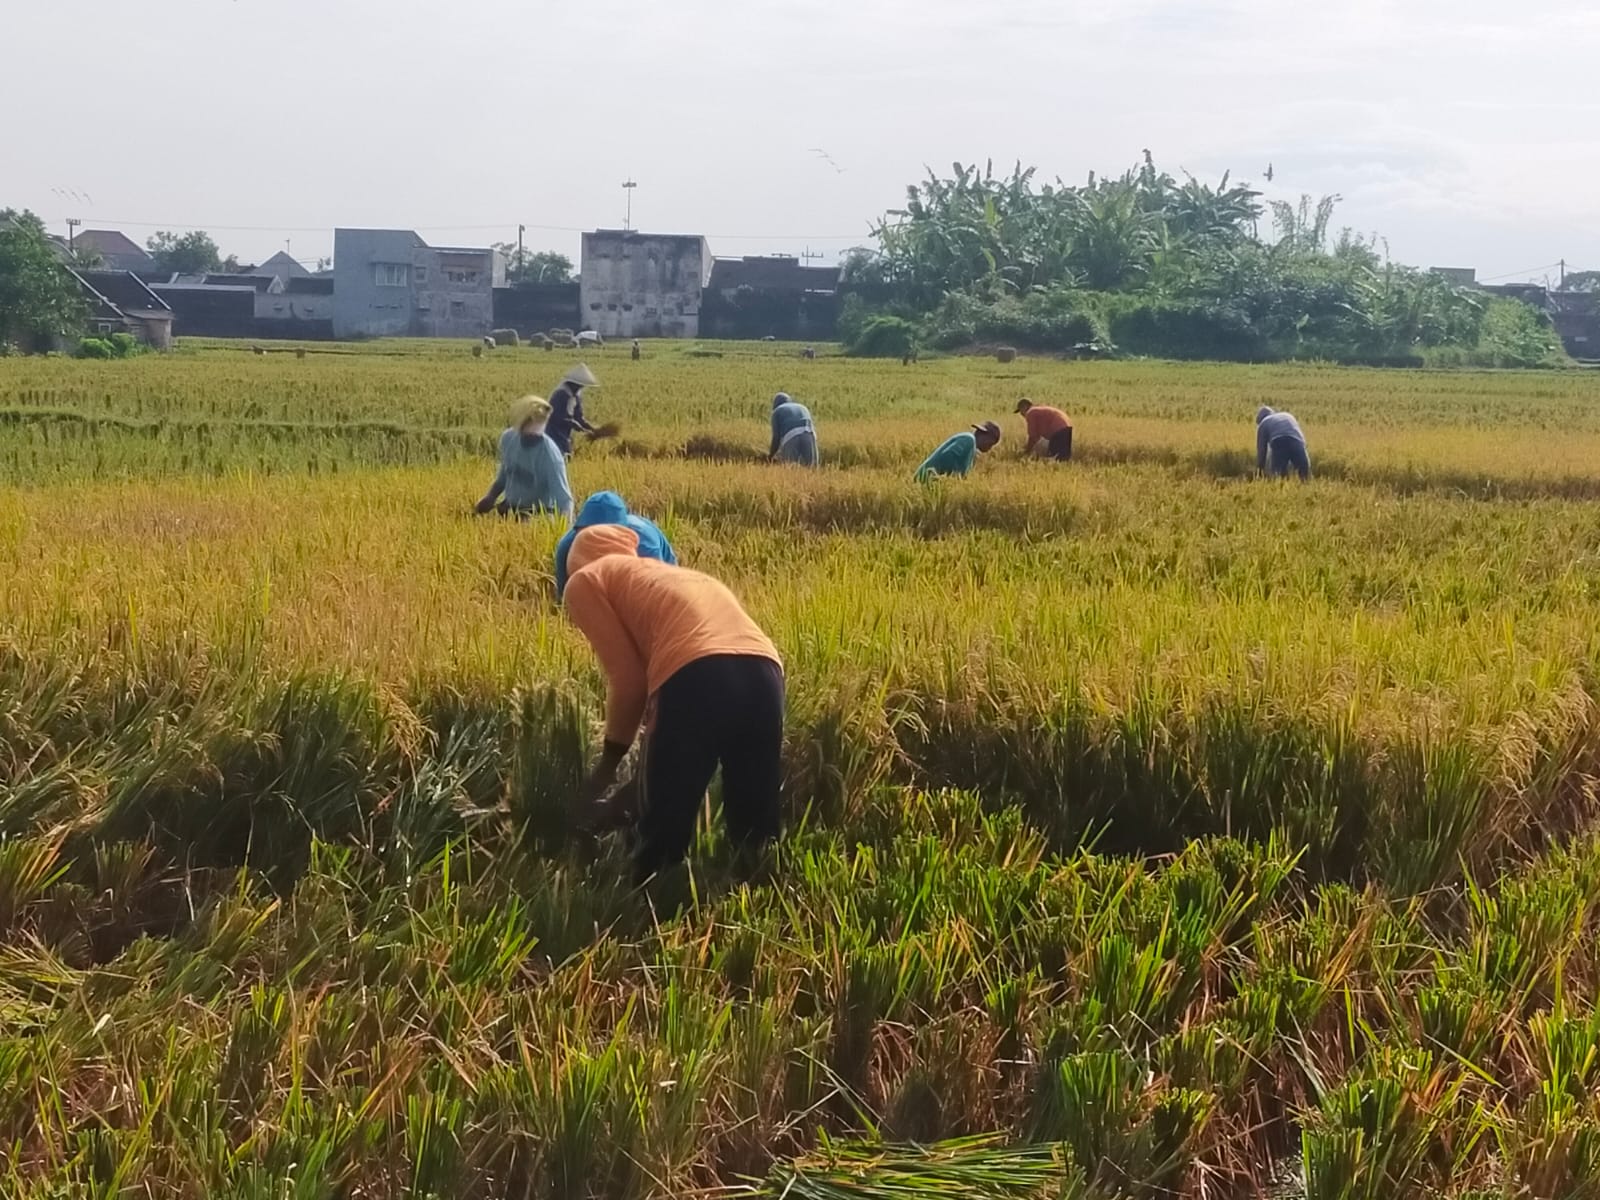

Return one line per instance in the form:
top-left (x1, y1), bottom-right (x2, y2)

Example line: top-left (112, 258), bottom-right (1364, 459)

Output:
top-left (71, 229), bottom-right (155, 273)
top-left (256, 250), bottom-right (310, 284)
top-left (332, 229), bottom-right (504, 339)
top-left (68, 269), bottom-right (174, 349)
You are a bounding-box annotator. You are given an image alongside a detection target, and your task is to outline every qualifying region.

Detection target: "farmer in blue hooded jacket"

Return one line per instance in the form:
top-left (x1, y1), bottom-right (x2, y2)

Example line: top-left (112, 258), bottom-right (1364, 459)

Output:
top-left (553, 490), bottom-right (677, 598)
top-left (769, 392), bottom-right (819, 466)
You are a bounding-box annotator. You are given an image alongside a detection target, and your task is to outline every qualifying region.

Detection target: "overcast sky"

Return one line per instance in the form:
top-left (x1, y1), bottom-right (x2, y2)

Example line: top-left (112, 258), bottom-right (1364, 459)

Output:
top-left (6, 0), bottom-right (1596, 283)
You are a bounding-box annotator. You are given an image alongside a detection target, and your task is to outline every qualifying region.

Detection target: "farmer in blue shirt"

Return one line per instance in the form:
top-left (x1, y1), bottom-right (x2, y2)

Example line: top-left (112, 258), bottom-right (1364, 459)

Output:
top-left (474, 396), bottom-right (574, 519)
top-left (553, 490), bottom-right (678, 598)
top-left (915, 421), bottom-right (1001, 482)
top-left (769, 392), bottom-right (819, 466)
top-left (1255, 405), bottom-right (1311, 480)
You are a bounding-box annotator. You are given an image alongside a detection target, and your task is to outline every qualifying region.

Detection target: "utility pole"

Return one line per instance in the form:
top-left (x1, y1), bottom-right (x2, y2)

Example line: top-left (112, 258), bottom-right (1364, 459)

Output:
top-left (800, 245), bottom-right (824, 266)
top-left (65, 217), bottom-right (81, 252)
top-left (517, 223), bottom-right (525, 272)
top-left (622, 179), bottom-right (637, 231)
top-left (1559, 258), bottom-right (1567, 290)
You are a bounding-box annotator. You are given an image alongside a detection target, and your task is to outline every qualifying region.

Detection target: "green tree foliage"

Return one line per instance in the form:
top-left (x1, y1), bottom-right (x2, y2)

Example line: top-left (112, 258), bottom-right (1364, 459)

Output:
top-left (146, 230), bottom-right (225, 275)
top-left (493, 245), bottom-right (574, 285)
top-left (861, 153), bottom-right (1547, 364)
top-left (0, 208), bottom-right (87, 351)
top-left (846, 313), bottom-right (918, 358)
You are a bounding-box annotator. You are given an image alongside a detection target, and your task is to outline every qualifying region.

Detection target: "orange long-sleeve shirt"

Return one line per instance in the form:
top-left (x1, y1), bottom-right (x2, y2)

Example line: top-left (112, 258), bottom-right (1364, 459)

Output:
top-left (565, 556), bottom-right (781, 745)
top-left (1023, 405), bottom-right (1071, 450)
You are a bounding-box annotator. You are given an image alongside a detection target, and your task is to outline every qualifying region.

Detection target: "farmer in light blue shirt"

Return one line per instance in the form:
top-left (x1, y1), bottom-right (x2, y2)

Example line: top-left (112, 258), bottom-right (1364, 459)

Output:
top-left (475, 396), bottom-right (574, 519)
top-left (1256, 405), bottom-right (1311, 480)
top-left (769, 392), bottom-right (819, 466)
top-left (553, 490), bottom-right (677, 599)
top-left (915, 421), bottom-right (1001, 482)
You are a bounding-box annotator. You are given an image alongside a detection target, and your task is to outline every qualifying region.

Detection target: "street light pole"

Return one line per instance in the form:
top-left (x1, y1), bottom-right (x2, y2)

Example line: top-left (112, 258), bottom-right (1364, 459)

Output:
top-left (622, 179), bottom-right (637, 231)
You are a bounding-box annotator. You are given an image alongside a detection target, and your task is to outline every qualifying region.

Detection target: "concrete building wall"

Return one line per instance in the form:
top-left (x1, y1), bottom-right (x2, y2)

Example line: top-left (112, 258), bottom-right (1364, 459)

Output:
top-left (256, 291), bottom-right (334, 322)
top-left (332, 228), bottom-right (426, 338)
top-left (580, 231), bottom-right (710, 338)
top-left (334, 230), bottom-right (504, 338)
top-left (414, 248), bottom-right (500, 338)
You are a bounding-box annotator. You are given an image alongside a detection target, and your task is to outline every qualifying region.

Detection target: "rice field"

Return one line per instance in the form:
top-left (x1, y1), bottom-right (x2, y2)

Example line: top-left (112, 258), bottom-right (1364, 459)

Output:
top-left (1, 340), bottom-right (1599, 1198)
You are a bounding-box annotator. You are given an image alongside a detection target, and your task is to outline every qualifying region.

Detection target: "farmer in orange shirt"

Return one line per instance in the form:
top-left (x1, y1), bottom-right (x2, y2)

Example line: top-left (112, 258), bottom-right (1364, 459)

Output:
top-left (563, 524), bottom-right (785, 881)
top-left (1015, 397), bottom-right (1073, 461)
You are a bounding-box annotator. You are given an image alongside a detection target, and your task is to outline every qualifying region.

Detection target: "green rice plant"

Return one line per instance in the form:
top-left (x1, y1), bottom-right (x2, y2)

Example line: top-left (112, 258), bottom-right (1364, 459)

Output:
top-left (1029, 1048), bottom-right (1211, 1193)
top-left (0, 836), bottom-right (63, 930)
top-left (1, 345), bottom-right (1599, 1193)
top-left (1300, 1049), bottom-right (1487, 1200)
top-left (763, 1134), bottom-right (1089, 1200)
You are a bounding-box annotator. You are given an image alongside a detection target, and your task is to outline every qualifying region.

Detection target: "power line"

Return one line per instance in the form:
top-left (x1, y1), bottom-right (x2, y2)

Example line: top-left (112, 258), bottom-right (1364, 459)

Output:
top-left (39, 215), bottom-right (866, 241)
top-left (1478, 261), bottom-right (1564, 283)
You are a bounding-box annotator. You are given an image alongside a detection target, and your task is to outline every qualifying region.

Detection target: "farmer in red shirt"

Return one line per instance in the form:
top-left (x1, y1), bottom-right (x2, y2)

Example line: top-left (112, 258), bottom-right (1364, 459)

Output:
top-left (1015, 398), bottom-right (1073, 461)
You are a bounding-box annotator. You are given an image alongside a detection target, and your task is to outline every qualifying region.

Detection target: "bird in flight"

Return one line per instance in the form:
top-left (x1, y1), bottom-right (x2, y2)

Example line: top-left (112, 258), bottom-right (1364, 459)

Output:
top-left (1265, 162), bottom-right (1275, 182)
top-left (809, 147), bottom-right (846, 174)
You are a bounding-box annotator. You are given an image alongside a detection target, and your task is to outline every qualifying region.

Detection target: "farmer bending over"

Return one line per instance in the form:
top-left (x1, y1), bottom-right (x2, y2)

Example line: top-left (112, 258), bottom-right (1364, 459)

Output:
top-left (914, 421), bottom-right (1001, 482)
top-left (1015, 397), bottom-right (1073, 461)
top-left (474, 396), bottom-right (573, 519)
top-left (565, 525), bottom-right (785, 883)
top-left (770, 392), bottom-right (819, 467)
top-left (553, 490), bottom-right (677, 599)
top-left (1256, 405), bottom-right (1311, 480)
top-left (548, 363), bottom-right (600, 457)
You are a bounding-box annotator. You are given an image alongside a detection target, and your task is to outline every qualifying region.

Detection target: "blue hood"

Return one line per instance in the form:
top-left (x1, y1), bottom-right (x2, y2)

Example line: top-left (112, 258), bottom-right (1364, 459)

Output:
top-left (575, 490), bottom-right (629, 528)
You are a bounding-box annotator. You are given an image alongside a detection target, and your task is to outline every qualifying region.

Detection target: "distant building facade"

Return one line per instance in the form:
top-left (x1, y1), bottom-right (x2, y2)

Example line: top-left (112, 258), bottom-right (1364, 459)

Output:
top-left (150, 282), bottom-right (258, 338)
top-left (579, 230), bottom-right (711, 338)
top-left (332, 228), bottom-right (505, 339)
top-left (701, 255), bottom-right (842, 339)
top-left (493, 283), bottom-right (582, 336)
top-left (258, 275), bottom-right (334, 324)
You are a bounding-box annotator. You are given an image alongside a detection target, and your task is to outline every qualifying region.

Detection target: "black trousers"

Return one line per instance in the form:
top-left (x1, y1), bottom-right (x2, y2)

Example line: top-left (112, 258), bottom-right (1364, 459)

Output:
top-left (1047, 427), bottom-right (1073, 461)
top-left (638, 655), bottom-right (784, 880)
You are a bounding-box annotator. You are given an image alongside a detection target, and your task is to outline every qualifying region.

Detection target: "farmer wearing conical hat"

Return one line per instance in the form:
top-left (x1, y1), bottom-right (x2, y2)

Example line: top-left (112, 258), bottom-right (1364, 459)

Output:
top-left (548, 362), bottom-right (599, 457)
top-left (474, 395), bottom-right (574, 519)
top-left (563, 524), bottom-right (785, 883)
top-left (1255, 405), bottom-right (1311, 480)
top-left (914, 420), bottom-right (1001, 482)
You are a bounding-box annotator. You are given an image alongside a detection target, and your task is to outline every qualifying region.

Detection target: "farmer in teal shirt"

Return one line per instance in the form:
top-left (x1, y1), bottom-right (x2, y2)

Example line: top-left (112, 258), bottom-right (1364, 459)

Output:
top-left (553, 490), bottom-right (677, 599)
top-left (475, 396), bottom-right (574, 519)
top-left (914, 421), bottom-right (1001, 482)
